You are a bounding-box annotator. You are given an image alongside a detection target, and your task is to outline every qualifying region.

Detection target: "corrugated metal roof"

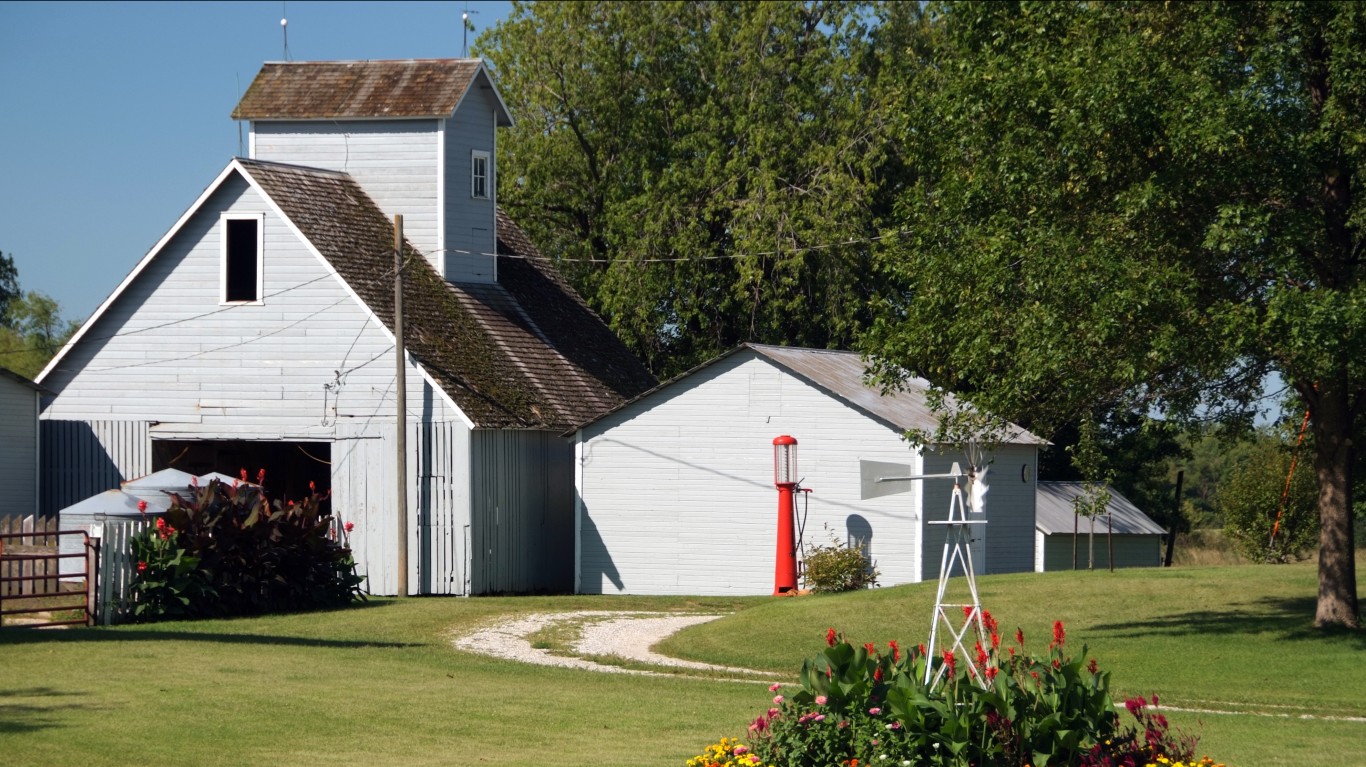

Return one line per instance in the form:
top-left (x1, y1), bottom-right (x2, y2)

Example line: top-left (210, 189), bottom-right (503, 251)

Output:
top-left (570, 342), bottom-right (1040, 444)
top-left (1035, 481), bottom-right (1168, 536)
top-left (238, 159), bottom-right (654, 428)
top-left (232, 59), bottom-right (509, 121)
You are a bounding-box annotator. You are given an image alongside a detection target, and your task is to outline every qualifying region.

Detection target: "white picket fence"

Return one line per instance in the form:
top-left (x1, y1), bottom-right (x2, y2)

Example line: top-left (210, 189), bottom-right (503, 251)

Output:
top-left (91, 516), bottom-right (155, 625)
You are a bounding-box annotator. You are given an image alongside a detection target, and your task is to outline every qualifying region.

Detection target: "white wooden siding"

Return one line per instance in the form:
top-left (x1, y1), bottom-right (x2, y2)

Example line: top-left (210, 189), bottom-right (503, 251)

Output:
top-left (469, 429), bottom-right (574, 593)
top-left (251, 120), bottom-right (442, 272)
top-left (41, 420), bottom-right (151, 516)
top-left (39, 173), bottom-right (433, 437)
top-left (576, 352), bottom-right (934, 596)
top-left (919, 444), bottom-right (1037, 580)
top-left (442, 89), bottom-right (497, 282)
top-left (0, 377), bottom-right (40, 518)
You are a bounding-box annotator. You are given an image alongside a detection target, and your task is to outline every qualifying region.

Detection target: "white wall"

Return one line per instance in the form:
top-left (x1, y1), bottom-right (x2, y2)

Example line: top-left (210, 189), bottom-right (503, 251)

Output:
top-left (442, 88), bottom-right (498, 283)
top-left (576, 351), bottom-right (929, 596)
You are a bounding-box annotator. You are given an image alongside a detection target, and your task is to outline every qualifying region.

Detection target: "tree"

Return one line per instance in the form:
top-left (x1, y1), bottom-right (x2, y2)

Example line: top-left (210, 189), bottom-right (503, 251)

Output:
top-left (477, 1), bottom-right (898, 376)
top-left (0, 291), bottom-right (80, 380)
top-left (863, 2), bottom-right (1362, 626)
top-left (0, 250), bottom-right (19, 321)
top-left (1220, 435), bottom-right (1319, 563)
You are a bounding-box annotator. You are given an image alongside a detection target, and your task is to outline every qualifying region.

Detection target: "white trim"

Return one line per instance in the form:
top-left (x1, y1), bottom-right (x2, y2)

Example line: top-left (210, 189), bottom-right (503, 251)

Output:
top-left (471, 150), bottom-right (490, 199)
top-left (436, 118), bottom-right (446, 280)
top-left (219, 212), bottom-right (265, 304)
top-left (490, 108), bottom-right (498, 282)
top-left (248, 124), bottom-right (256, 158)
top-left (573, 431), bottom-right (584, 594)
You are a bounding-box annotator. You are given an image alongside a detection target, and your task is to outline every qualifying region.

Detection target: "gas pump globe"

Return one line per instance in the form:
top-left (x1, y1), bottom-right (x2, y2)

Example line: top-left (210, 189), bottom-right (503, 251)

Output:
top-left (774, 435), bottom-right (798, 487)
top-left (772, 435), bottom-right (799, 594)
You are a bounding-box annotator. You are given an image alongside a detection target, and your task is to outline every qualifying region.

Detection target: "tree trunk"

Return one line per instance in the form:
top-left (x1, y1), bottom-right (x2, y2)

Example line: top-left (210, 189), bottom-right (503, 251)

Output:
top-left (1310, 382), bottom-right (1359, 628)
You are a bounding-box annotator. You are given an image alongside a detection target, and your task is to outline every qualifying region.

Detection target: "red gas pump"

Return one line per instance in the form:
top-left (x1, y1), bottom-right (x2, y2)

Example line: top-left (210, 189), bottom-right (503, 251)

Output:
top-left (773, 435), bottom-right (799, 595)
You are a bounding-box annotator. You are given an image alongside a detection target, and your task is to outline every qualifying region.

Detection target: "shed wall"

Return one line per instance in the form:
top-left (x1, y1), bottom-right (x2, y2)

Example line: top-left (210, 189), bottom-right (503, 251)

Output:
top-left (0, 378), bottom-right (40, 517)
top-left (576, 352), bottom-right (932, 596)
top-left (919, 445), bottom-right (1038, 580)
top-left (469, 429), bottom-right (574, 594)
top-left (1040, 532), bottom-right (1163, 571)
top-left (443, 89), bottom-right (498, 282)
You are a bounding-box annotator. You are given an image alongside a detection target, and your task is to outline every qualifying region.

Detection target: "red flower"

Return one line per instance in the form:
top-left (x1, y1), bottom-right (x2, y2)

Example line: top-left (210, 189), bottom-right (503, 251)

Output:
top-left (984, 666), bottom-right (999, 682)
top-left (873, 666), bottom-right (883, 682)
top-left (975, 641), bottom-right (989, 668)
top-left (137, 500), bottom-right (148, 514)
top-left (962, 605), bottom-right (974, 619)
top-left (990, 631), bottom-right (1001, 650)
top-left (826, 628), bottom-right (838, 647)
top-left (1051, 620), bottom-right (1066, 649)
top-left (240, 468), bottom-right (248, 482)
top-left (344, 521), bottom-right (355, 533)
top-left (1015, 627), bottom-right (1025, 646)
top-left (1125, 696), bottom-right (1146, 718)
top-left (309, 480), bottom-right (316, 492)
top-left (981, 609), bottom-right (998, 634)
top-left (942, 649), bottom-right (956, 676)
top-left (888, 640), bottom-right (900, 662)
top-left (257, 468), bottom-right (266, 484)
top-left (1087, 658), bottom-right (1098, 674)
top-left (136, 561), bottom-right (148, 573)
top-left (918, 643), bottom-right (926, 657)
top-left (864, 642), bottom-right (876, 655)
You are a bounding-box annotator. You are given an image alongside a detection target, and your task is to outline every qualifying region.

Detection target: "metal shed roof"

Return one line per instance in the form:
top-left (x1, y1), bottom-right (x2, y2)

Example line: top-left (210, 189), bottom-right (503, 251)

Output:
top-left (1035, 481), bottom-right (1168, 536)
top-left (571, 343), bottom-right (1041, 444)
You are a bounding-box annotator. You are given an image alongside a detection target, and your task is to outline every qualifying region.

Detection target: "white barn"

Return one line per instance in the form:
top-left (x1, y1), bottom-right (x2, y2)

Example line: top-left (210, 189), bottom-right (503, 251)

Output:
top-left (571, 344), bottom-right (1042, 596)
top-left (36, 60), bottom-right (655, 595)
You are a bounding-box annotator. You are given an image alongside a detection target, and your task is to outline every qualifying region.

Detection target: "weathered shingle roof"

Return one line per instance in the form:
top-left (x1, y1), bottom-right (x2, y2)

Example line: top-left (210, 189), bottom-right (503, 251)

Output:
top-left (232, 59), bottom-right (491, 120)
top-left (237, 159), bottom-right (655, 428)
top-left (1036, 482), bottom-right (1168, 536)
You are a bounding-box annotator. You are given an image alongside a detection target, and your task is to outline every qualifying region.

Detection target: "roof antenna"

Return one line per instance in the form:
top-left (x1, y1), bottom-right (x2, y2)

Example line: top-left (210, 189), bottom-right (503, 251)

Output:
top-left (462, 2), bottom-right (477, 58)
top-left (281, 1), bottom-right (291, 61)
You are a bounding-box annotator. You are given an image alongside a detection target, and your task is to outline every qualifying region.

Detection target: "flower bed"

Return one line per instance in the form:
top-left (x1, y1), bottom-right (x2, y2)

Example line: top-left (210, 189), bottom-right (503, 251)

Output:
top-left (690, 619), bottom-right (1225, 767)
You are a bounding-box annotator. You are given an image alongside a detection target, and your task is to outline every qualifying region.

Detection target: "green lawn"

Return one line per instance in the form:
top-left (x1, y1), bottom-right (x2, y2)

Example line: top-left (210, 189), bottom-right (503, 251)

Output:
top-left (0, 564), bottom-right (1360, 766)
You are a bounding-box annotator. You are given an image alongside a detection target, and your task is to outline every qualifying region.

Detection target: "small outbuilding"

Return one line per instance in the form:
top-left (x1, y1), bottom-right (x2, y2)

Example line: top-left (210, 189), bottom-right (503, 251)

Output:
top-left (571, 344), bottom-right (1042, 596)
top-left (1034, 481), bottom-right (1167, 571)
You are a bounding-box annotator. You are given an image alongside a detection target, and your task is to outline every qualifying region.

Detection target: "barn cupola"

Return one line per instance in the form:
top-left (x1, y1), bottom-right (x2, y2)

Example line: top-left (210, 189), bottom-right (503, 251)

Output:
top-left (231, 59), bottom-right (514, 284)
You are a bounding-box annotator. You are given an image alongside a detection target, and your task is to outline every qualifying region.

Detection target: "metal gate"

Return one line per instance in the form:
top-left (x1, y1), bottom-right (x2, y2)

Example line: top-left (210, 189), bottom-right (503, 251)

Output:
top-left (0, 517), bottom-right (99, 628)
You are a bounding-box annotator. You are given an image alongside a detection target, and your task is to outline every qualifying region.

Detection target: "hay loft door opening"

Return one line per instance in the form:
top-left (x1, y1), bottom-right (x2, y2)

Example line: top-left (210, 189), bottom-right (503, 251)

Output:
top-left (153, 439), bottom-right (331, 504)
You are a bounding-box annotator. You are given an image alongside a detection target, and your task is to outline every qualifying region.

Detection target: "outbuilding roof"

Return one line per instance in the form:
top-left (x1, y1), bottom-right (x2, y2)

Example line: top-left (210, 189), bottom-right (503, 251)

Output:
top-left (570, 343), bottom-right (1041, 444)
top-left (231, 59), bottom-right (512, 124)
top-left (1035, 481), bottom-right (1168, 536)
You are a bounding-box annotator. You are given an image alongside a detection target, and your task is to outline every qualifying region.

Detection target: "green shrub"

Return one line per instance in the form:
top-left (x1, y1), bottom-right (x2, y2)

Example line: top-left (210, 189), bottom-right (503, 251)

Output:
top-left (129, 472), bottom-right (364, 621)
top-left (801, 531), bottom-right (879, 593)
top-left (1219, 439), bottom-right (1318, 563)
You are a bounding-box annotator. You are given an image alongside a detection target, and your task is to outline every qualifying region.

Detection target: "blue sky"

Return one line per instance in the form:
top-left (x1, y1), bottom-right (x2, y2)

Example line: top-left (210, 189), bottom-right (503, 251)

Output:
top-left (1, 0), bottom-right (513, 324)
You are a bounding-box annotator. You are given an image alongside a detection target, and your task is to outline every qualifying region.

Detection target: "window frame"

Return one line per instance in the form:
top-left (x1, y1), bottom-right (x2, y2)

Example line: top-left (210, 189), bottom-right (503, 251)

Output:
top-left (220, 212), bottom-right (265, 305)
top-left (471, 150), bottom-right (491, 199)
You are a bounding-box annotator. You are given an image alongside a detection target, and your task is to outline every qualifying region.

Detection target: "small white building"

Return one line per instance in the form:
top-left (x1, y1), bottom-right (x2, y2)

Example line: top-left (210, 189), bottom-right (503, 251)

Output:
top-left (1034, 481), bottom-right (1167, 571)
top-left (571, 344), bottom-right (1042, 596)
top-left (0, 368), bottom-right (46, 519)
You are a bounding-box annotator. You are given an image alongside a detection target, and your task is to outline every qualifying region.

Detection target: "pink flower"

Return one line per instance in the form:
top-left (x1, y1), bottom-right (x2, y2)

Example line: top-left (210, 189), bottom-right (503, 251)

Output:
top-left (733, 745), bottom-right (749, 755)
top-left (812, 714), bottom-right (825, 722)
top-left (815, 695), bottom-right (828, 706)
top-left (868, 707), bottom-right (881, 716)
top-left (773, 695), bottom-right (784, 705)
top-left (769, 683), bottom-right (782, 692)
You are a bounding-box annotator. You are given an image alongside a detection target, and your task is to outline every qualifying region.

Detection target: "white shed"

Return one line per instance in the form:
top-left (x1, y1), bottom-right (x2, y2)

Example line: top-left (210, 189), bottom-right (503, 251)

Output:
top-left (571, 344), bottom-right (1041, 596)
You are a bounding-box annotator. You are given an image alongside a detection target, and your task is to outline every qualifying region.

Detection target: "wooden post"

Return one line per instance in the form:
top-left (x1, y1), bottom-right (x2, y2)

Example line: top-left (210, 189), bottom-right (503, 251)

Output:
top-left (394, 214), bottom-right (408, 598)
top-left (1072, 512), bottom-right (1078, 570)
top-left (1164, 470), bottom-right (1183, 567)
top-left (1107, 513), bottom-right (1114, 573)
top-left (85, 534), bottom-right (99, 627)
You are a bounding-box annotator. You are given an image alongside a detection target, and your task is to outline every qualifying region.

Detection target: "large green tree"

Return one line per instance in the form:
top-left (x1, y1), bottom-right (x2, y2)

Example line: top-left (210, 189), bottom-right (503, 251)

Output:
top-left (478, 1), bottom-right (896, 376)
top-left (863, 1), bottom-right (1362, 626)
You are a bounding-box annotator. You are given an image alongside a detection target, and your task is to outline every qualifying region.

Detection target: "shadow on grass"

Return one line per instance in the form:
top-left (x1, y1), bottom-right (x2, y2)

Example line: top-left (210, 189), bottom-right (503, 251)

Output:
top-left (1087, 595), bottom-right (1365, 648)
top-left (0, 602), bottom-right (420, 649)
top-left (0, 687), bottom-right (102, 735)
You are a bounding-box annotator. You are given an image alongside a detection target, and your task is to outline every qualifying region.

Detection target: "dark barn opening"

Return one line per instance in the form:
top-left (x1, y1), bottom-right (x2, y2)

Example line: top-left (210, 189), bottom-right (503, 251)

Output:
top-left (153, 439), bottom-right (331, 507)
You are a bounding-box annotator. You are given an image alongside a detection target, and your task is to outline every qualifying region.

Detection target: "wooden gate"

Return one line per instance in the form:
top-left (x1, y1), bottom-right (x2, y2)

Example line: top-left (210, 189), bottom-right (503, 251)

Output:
top-left (0, 516), bottom-right (99, 628)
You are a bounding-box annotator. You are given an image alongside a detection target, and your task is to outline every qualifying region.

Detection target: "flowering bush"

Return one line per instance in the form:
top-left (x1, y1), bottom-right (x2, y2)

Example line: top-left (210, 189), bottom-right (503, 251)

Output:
top-left (716, 620), bottom-right (1214, 767)
top-left (129, 470), bottom-right (364, 621)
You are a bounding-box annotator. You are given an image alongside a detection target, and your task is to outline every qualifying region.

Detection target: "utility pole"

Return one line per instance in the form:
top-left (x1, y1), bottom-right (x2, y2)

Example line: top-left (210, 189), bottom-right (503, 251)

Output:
top-left (394, 215), bottom-right (408, 597)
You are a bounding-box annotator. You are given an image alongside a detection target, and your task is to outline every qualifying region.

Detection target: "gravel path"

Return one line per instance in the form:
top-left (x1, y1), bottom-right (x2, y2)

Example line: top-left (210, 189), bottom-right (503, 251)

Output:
top-left (453, 610), bottom-right (773, 679)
